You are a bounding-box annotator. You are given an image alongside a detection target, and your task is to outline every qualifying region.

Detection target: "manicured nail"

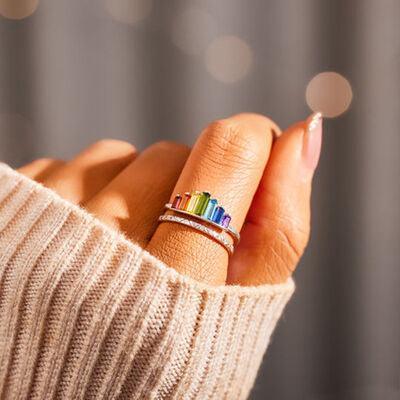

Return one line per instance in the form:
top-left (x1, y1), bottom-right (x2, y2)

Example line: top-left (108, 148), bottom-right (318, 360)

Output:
top-left (302, 112), bottom-right (323, 172)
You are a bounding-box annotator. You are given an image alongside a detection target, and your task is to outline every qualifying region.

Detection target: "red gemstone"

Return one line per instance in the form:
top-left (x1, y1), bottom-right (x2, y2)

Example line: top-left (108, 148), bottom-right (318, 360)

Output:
top-left (172, 194), bottom-right (182, 209)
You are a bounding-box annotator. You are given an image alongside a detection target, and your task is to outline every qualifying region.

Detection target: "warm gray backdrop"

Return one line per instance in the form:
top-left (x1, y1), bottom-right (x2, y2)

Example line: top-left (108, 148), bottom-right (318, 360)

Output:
top-left (1, 0), bottom-right (400, 399)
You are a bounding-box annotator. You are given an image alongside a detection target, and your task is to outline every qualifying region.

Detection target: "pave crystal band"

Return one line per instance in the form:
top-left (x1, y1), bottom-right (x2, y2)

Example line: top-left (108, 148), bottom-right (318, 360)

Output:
top-left (158, 214), bottom-right (234, 255)
top-left (164, 204), bottom-right (240, 244)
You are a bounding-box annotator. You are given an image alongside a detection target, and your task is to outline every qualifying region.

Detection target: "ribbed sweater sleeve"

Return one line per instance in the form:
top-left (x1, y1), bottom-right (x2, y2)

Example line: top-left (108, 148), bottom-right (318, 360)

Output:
top-left (0, 163), bottom-right (294, 400)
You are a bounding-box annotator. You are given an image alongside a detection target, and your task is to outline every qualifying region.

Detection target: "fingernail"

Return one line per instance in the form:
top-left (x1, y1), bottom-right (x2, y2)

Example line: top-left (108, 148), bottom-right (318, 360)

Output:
top-left (302, 112), bottom-right (323, 172)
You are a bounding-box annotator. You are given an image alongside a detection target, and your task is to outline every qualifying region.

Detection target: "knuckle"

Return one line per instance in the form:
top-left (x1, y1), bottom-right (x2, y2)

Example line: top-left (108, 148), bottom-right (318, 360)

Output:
top-left (244, 113), bottom-right (281, 137)
top-left (202, 119), bottom-right (265, 168)
top-left (34, 157), bottom-right (60, 166)
top-left (235, 113), bottom-right (277, 129)
top-left (151, 140), bottom-right (190, 155)
top-left (91, 139), bottom-right (136, 153)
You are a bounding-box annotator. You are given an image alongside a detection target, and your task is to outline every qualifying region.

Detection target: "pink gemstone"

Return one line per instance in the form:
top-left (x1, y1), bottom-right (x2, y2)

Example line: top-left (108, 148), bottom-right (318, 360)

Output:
top-left (172, 194), bottom-right (182, 209)
top-left (221, 214), bottom-right (231, 228)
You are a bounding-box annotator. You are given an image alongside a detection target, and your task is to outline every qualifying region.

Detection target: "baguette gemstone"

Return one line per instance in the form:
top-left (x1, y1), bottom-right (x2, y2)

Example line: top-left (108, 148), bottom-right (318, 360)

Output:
top-left (203, 199), bottom-right (217, 219)
top-left (211, 206), bottom-right (225, 224)
top-left (181, 192), bottom-right (192, 210)
top-left (172, 194), bottom-right (182, 209)
top-left (186, 192), bottom-right (201, 213)
top-left (221, 214), bottom-right (231, 228)
top-left (194, 192), bottom-right (210, 215)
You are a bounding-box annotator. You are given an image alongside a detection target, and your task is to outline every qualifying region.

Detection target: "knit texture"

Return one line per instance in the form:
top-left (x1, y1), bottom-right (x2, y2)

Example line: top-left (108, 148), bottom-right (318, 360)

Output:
top-left (0, 163), bottom-right (294, 400)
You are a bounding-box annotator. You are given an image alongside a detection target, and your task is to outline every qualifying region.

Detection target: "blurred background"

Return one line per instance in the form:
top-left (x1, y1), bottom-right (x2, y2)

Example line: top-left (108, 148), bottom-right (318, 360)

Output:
top-left (1, 0), bottom-right (399, 399)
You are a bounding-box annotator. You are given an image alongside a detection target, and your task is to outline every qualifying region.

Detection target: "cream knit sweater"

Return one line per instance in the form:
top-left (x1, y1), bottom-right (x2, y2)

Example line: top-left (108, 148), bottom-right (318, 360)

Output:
top-left (0, 163), bottom-right (294, 400)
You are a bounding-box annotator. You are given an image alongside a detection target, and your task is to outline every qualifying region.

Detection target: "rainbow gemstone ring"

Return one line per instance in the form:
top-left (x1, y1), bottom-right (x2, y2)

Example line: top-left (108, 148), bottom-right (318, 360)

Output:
top-left (162, 191), bottom-right (240, 245)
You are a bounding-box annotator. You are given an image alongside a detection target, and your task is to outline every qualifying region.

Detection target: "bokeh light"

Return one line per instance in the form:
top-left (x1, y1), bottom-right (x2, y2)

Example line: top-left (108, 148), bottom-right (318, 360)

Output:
top-left (105, 0), bottom-right (153, 25)
top-left (205, 35), bottom-right (253, 84)
top-left (0, 0), bottom-right (39, 20)
top-left (306, 71), bottom-right (353, 118)
top-left (171, 7), bottom-right (217, 56)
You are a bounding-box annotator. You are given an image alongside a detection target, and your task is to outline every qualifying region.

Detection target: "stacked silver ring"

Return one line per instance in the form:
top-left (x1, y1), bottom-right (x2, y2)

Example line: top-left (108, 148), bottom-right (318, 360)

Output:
top-left (158, 192), bottom-right (240, 255)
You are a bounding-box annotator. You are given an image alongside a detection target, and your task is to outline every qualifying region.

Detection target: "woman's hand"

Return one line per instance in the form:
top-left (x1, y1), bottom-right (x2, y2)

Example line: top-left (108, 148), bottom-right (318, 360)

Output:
top-left (18, 112), bottom-right (322, 286)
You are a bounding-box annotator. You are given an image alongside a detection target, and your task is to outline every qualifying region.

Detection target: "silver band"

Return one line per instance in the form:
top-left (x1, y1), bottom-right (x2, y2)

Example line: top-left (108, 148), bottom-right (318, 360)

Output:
top-left (158, 214), bottom-right (234, 255)
top-left (165, 203), bottom-right (240, 244)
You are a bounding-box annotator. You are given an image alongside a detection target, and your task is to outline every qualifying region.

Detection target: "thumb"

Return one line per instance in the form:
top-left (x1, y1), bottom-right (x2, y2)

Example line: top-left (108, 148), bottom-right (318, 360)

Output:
top-left (227, 113), bottom-right (323, 285)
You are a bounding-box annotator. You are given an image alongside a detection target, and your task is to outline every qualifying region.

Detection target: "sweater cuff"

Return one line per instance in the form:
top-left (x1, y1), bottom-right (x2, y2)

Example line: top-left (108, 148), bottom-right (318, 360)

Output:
top-left (0, 163), bottom-right (294, 400)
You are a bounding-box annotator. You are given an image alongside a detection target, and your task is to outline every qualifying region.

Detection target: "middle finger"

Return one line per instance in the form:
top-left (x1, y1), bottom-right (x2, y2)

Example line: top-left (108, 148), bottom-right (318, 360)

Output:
top-left (85, 141), bottom-right (190, 247)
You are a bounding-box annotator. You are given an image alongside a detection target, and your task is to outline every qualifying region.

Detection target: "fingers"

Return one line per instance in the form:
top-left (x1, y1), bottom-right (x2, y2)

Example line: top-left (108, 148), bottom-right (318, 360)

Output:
top-left (85, 141), bottom-right (190, 247)
top-left (227, 113), bottom-right (323, 286)
top-left (17, 112), bottom-right (320, 289)
top-left (18, 158), bottom-right (65, 182)
top-left (42, 140), bottom-right (137, 204)
top-left (147, 113), bottom-right (278, 285)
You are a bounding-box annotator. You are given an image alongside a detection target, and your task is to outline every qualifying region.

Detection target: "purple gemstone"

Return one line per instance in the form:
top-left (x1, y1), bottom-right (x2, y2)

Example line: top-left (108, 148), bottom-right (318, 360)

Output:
top-left (221, 214), bottom-right (231, 228)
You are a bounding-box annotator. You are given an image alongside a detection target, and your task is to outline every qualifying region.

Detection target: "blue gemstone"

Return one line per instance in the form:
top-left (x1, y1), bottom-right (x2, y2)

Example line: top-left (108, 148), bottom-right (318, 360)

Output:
top-left (203, 199), bottom-right (217, 219)
top-left (211, 206), bottom-right (225, 224)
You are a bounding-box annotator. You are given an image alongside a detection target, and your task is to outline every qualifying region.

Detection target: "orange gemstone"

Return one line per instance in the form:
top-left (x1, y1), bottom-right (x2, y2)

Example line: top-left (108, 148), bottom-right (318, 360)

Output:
top-left (180, 192), bottom-right (192, 210)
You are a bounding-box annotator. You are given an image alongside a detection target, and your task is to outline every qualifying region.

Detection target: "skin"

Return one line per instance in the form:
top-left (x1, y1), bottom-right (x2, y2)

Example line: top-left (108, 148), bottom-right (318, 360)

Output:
top-left (18, 112), bottom-right (322, 286)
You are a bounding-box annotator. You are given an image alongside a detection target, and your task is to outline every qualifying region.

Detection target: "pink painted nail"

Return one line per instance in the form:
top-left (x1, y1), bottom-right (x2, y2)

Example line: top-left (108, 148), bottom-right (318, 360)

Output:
top-left (302, 112), bottom-right (323, 172)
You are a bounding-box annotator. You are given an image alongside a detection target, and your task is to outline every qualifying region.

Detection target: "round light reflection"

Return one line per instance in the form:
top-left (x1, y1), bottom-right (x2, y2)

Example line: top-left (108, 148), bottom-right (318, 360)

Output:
top-left (205, 35), bottom-right (253, 84)
top-left (306, 71), bottom-right (353, 118)
top-left (0, 0), bottom-right (39, 20)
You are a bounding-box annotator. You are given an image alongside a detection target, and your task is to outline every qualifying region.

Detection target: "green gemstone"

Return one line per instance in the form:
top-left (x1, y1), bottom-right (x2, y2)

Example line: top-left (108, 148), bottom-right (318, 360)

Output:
top-left (194, 192), bottom-right (210, 215)
top-left (186, 192), bottom-right (201, 213)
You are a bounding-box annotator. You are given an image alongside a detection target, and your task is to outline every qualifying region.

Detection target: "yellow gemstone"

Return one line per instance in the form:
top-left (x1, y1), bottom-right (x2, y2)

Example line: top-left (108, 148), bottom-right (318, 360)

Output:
top-left (186, 192), bottom-right (201, 213)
